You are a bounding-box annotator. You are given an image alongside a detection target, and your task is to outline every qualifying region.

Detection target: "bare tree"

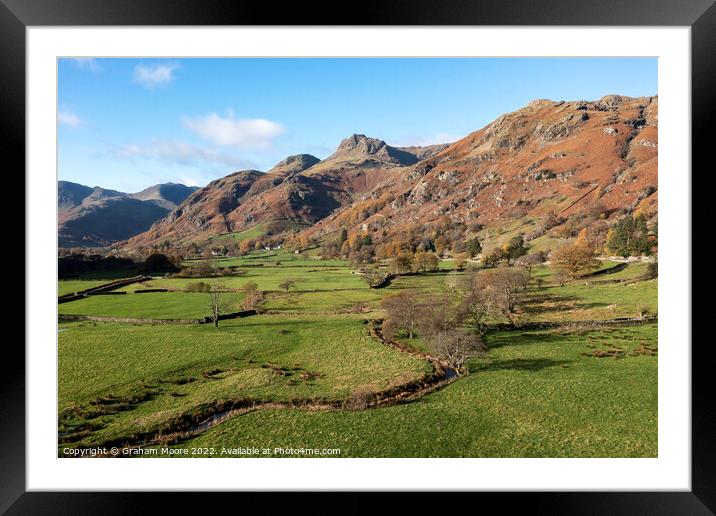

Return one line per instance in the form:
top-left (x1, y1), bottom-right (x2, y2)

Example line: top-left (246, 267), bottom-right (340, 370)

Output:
top-left (381, 289), bottom-right (422, 339)
top-left (242, 289), bottom-right (266, 313)
top-left (457, 289), bottom-right (494, 336)
top-left (279, 279), bottom-right (297, 292)
top-left (416, 295), bottom-right (486, 371)
top-left (445, 270), bottom-right (462, 293)
top-left (470, 267), bottom-right (530, 325)
top-left (416, 294), bottom-right (457, 337)
top-left (208, 289), bottom-right (232, 328)
top-left (428, 329), bottom-right (485, 373)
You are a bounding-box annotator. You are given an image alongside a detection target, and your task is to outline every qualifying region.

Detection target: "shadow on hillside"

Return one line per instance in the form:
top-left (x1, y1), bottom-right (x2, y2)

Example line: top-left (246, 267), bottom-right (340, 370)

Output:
top-left (580, 262), bottom-right (628, 278)
top-left (520, 293), bottom-right (609, 314)
top-left (485, 331), bottom-right (576, 349)
top-left (59, 269), bottom-right (142, 281)
top-left (469, 358), bottom-right (571, 374)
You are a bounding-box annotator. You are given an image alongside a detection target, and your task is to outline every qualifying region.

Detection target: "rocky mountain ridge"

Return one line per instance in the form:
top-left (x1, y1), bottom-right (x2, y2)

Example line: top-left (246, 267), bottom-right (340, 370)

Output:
top-left (81, 94), bottom-right (658, 251)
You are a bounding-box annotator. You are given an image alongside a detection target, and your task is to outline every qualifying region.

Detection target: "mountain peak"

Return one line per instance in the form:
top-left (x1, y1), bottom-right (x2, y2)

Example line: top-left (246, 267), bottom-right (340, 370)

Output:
top-left (268, 154), bottom-right (320, 175)
top-left (335, 134), bottom-right (389, 157)
top-left (321, 134), bottom-right (422, 167)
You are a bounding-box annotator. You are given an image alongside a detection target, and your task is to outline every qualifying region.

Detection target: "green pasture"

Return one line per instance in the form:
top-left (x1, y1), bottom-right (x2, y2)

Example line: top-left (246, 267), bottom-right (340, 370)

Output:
top-left (58, 314), bottom-right (430, 447)
top-left (57, 250), bottom-right (658, 457)
top-left (174, 323), bottom-right (657, 457)
top-left (58, 291), bottom-right (235, 319)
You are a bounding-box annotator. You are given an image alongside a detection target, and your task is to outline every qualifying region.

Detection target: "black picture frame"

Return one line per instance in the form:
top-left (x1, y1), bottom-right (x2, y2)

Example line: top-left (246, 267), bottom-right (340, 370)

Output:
top-left (5, 0), bottom-right (709, 513)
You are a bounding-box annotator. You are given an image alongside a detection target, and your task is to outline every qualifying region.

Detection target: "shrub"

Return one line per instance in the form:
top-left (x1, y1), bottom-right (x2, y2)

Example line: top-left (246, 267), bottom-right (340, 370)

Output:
top-left (466, 237), bottom-right (482, 258)
top-left (360, 269), bottom-right (391, 288)
top-left (636, 304), bottom-right (651, 319)
top-left (279, 279), bottom-right (296, 292)
top-left (185, 281), bottom-right (211, 293)
top-left (344, 386), bottom-right (376, 410)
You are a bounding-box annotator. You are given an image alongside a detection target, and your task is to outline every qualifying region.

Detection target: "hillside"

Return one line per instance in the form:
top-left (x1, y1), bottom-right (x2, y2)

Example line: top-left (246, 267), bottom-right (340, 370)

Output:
top-left (305, 95), bottom-right (658, 249)
top-left (126, 139), bottom-right (444, 247)
top-left (124, 95), bottom-right (657, 252)
top-left (58, 181), bottom-right (197, 248)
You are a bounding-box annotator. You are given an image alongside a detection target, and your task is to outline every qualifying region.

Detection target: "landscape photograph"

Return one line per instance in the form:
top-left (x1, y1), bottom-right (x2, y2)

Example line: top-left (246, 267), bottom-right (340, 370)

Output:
top-left (57, 57), bottom-right (658, 458)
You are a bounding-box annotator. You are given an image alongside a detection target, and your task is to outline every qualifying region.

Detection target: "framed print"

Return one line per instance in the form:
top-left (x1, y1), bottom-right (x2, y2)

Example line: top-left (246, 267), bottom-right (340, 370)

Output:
top-left (6, 0), bottom-right (711, 512)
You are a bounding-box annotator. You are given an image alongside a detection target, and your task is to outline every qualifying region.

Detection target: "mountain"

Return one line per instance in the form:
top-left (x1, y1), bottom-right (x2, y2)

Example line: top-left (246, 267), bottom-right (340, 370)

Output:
top-left (125, 95), bottom-right (657, 251)
top-left (130, 183), bottom-right (201, 211)
top-left (126, 139), bottom-right (444, 247)
top-left (58, 181), bottom-right (198, 248)
top-left (304, 95), bottom-right (658, 245)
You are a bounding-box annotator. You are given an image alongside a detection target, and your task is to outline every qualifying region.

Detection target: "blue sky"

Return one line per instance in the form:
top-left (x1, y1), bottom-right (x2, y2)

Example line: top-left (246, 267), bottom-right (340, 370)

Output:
top-left (58, 57), bottom-right (657, 192)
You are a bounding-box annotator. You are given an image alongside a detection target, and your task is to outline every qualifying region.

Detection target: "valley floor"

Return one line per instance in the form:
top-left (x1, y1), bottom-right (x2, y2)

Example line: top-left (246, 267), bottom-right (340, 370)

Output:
top-left (57, 252), bottom-right (657, 458)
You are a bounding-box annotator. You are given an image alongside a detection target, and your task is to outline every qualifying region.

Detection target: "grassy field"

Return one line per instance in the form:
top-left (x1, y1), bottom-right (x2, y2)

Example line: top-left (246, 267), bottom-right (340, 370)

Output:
top-left (58, 291), bottom-right (238, 319)
top-left (206, 222), bottom-right (269, 243)
top-left (145, 267), bottom-right (363, 293)
top-left (58, 279), bottom-right (116, 297)
top-left (57, 251), bottom-right (657, 457)
top-left (172, 324), bottom-right (657, 457)
top-left (58, 270), bottom-right (140, 296)
top-left (59, 315), bottom-right (430, 447)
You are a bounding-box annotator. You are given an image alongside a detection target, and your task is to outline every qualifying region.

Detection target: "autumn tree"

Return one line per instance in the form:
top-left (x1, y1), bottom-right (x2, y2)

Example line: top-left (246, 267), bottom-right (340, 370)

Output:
top-left (412, 251), bottom-right (439, 273)
top-left (482, 248), bottom-right (509, 267)
top-left (390, 252), bottom-right (414, 274)
top-left (453, 253), bottom-right (467, 271)
top-left (503, 234), bottom-right (528, 261)
top-left (551, 237), bottom-right (599, 279)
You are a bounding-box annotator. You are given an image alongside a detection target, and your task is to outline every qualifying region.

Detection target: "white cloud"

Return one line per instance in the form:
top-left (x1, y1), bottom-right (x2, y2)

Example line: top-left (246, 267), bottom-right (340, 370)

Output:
top-left (111, 139), bottom-right (255, 170)
top-left (133, 63), bottom-right (179, 89)
top-left (71, 58), bottom-right (99, 72)
top-left (182, 110), bottom-right (284, 150)
top-left (395, 132), bottom-right (458, 147)
top-left (58, 110), bottom-right (82, 127)
top-left (180, 177), bottom-right (201, 187)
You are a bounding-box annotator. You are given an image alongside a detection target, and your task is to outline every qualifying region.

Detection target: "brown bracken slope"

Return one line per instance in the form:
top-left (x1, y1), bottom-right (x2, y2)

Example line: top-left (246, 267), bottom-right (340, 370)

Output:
top-left (126, 94), bottom-right (657, 248)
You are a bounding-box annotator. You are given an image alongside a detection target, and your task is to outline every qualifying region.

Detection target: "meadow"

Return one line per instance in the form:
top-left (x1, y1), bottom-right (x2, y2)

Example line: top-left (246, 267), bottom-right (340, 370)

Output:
top-left (57, 253), bottom-right (657, 457)
top-left (176, 324), bottom-right (657, 457)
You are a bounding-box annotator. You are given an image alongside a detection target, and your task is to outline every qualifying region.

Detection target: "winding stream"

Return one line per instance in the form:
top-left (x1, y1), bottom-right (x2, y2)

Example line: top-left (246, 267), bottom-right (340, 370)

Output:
top-left (81, 319), bottom-right (462, 452)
